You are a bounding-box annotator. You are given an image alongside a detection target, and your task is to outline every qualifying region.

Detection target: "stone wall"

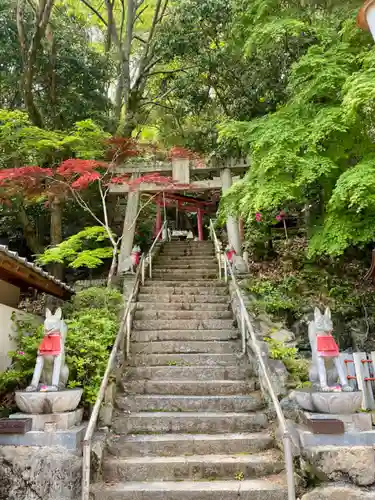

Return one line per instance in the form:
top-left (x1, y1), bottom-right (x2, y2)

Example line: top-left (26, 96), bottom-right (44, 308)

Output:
top-left (0, 446), bottom-right (81, 500)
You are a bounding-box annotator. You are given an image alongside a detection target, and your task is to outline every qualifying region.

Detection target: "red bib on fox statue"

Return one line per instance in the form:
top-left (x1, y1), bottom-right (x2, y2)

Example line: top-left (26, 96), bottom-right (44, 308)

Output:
top-left (316, 333), bottom-right (339, 358)
top-left (39, 330), bottom-right (61, 356)
top-left (131, 244), bottom-right (141, 266)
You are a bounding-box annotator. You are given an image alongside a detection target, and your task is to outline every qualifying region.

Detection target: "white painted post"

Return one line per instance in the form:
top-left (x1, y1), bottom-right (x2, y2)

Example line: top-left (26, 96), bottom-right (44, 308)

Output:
top-left (141, 258), bottom-right (145, 285)
top-left (340, 353), bottom-right (357, 391)
top-left (353, 352), bottom-right (375, 409)
top-left (220, 168), bottom-right (242, 255)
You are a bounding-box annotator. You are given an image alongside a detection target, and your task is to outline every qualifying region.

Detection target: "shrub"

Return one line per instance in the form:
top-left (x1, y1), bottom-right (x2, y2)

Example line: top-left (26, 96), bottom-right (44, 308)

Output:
top-left (265, 338), bottom-right (310, 388)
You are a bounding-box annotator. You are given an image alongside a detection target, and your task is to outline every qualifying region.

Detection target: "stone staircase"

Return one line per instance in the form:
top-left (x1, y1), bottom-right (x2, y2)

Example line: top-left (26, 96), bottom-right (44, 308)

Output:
top-left (91, 241), bottom-right (288, 499)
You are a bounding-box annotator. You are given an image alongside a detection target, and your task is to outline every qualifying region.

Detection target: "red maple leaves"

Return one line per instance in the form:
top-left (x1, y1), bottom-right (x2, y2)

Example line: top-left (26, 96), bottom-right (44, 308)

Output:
top-left (57, 159), bottom-right (106, 190)
top-left (0, 140), bottom-right (204, 208)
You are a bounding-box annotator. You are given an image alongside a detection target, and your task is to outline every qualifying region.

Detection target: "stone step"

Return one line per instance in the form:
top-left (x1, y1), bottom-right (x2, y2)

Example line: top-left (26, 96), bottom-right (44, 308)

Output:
top-left (142, 280), bottom-right (226, 288)
top-left (111, 411), bottom-right (268, 434)
top-left (153, 263), bottom-right (218, 270)
top-left (131, 340), bottom-right (240, 354)
top-left (158, 245), bottom-right (214, 250)
top-left (164, 240), bottom-right (213, 247)
top-left (136, 302), bottom-right (230, 312)
top-left (124, 365), bottom-right (251, 381)
top-left (156, 256), bottom-right (217, 263)
top-left (134, 310), bottom-right (233, 320)
top-left (160, 251), bottom-right (215, 256)
top-left (151, 271), bottom-right (218, 280)
top-left (123, 379), bottom-right (257, 396)
top-left (90, 477), bottom-right (288, 500)
top-left (132, 320), bottom-right (235, 332)
top-left (137, 294), bottom-right (230, 304)
top-left (107, 432), bottom-right (273, 457)
top-left (131, 329), bottom-right (238, 342)
top-left (140, 286), bottom-right (228, 296)
top-left (116, 394), bottom-right (263, 413)
top-left (127, 353), bottom-right (245, 367)
top-left (161, 242), bottom-right (214, 247)
top-left (161, 245), bottom-right (214, 250)
top-left (103, 450), bottom-right (284, 482)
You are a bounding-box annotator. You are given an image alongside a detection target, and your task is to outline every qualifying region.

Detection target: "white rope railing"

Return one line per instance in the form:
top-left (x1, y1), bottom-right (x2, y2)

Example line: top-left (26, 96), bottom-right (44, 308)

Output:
top-left (209, 219), bottom-right (296, 500)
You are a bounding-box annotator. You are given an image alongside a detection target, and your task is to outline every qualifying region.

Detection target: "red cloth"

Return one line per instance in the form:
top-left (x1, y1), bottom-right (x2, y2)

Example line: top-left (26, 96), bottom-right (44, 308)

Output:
top-left (131, 252), bottom-right (140, 266)
top-left (39, 332), bottom-right (61, 356)
top-left (317, 334), bottom-right (339, 357)
top-left (226, 249), bottom-right (236, 263)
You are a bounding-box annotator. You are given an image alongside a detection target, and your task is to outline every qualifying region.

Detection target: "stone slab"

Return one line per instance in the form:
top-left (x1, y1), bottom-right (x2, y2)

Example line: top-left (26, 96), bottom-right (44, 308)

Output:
top-left (10, 408), bottom-right (83, 431)
top-left (303, 445), bottom-right (375, 486)
top-left (0, 424), bottom-right (86, 450)
top-left (299, 429), bottom-right (375, 448)
top-left (0, 418), bottom-right (32, 434)
top-left (90, 478), bottom-right (288, 500)
top-left (302, 483), bottom-right (375, 499)
top-left (304, 412), bottom-right (372, 432)
top-left (0, 445), bottom-right (81, 500)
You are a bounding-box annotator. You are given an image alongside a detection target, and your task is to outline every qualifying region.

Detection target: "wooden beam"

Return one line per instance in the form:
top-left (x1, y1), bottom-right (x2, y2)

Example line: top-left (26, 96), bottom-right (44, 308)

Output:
top-left (110, 178), bottom-right (223, 194)
top-left (0, 255), bottom-right (71, 299)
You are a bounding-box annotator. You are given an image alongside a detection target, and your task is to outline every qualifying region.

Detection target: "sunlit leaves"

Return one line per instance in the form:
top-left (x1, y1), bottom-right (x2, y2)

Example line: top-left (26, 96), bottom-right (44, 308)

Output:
top-left (219, 0), bottom-right (375, 258)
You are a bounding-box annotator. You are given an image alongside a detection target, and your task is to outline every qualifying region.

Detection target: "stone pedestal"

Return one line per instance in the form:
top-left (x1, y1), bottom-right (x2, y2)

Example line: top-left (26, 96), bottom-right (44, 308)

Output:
top-left (15, 388), bottom-right (83, 414)
top-left (293, 388), bottom-right (362, 414)
top-left (0, 389), bottom-right (85, 450)
top-left (0, 424), bottom-right (86, 450)
top-left (10, 408), bottom-right (83, 431)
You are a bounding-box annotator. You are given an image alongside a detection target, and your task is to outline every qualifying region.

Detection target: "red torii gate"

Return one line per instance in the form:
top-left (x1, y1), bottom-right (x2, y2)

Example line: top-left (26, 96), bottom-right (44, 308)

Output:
top-left (154, 193), bottom-right (217, 241)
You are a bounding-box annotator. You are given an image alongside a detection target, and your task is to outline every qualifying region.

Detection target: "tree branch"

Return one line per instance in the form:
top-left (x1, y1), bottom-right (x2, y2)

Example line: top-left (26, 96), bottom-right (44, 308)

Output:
top-left (134, 34), bottom-right (147, 43)
top-left (123, 0), bottom-right (135, 110)
top-left (147, 67), bottom-right (191, 77)
top-left (134, 3), bottom-right (148, 24)
top-left (80, 0), bottom-right (108, 25)
top-left (139, 101), bottom-right (173, 110)
top-left (18, 0), bottom-right (56, 127)
top-left (105, 0), bottom-right (120, 48)
top-left (16, 0), bottom-right (26, 64)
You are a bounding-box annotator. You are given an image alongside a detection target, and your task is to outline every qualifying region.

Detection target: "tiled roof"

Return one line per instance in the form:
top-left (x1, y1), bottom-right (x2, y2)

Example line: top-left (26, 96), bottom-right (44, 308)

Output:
top-left (0, 245), bottom-right (74, 294)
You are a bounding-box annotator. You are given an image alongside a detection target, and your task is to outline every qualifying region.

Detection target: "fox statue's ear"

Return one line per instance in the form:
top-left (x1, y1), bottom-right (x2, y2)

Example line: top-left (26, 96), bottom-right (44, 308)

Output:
top-left (46, 308), bottom-right (52, 318)
top-left (314, 307), bottom-right (322, 321)
top-left (54, 308), bottom-right (62, 320)
top-left (324, 307), bottom-right (331, 320)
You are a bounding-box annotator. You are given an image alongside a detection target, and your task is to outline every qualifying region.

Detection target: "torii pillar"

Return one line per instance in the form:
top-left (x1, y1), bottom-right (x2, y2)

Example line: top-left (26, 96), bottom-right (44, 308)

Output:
top-left (118, 174), bottom-right (140, 274)
top-left (220, 168), bottom-right (242, 255)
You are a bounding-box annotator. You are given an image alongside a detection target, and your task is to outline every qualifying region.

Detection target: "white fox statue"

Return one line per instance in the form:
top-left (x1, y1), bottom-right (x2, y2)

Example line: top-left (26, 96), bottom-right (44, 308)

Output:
top-left (308, 307), bottom-right (352, 392)
top-left (26, 308), bottom-right (69, 392)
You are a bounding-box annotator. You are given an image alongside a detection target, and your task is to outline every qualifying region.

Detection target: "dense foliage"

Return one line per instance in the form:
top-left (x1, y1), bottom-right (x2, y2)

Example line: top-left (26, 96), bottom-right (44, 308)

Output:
top-left (218, 0), bottom-right (375, 258)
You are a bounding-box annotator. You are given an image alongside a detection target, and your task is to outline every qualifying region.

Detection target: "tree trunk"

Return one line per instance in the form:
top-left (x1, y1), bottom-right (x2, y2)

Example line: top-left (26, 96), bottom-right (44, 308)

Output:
top-left (18, 206), bottom-right (44, 255)
top-left (107, 247), bottom-right (118, 287)
top-left (50, 196), bottom-right (63, 280)
top-left (17, 0), bottom-right (56, 128)
top-left (114, 62), bottom-right (125, 124)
